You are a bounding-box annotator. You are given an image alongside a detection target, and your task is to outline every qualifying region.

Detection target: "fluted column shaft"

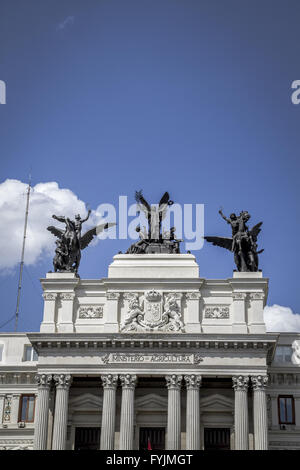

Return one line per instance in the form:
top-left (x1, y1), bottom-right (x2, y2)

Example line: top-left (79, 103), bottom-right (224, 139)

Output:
top-left (251, 375), bottom-right (269, 450)
top-left (233, 376), bottom-right (249, 450)
top-left (100, 374), bottom-right (118, 450)
top-left (52, 374), bottom-right (72, 450)
top-left (185, 375), bottom-right (201, 450)
top-left (119, 374), bottom-right (137, 450)
top-left (34, 374), bottom-right (52, 450)
top-left (166, 375), bottom-right (182, 450)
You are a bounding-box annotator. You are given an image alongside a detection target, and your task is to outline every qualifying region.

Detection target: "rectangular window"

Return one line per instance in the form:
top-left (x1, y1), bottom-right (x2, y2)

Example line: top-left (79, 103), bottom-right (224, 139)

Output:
top-left (278, 395), bottom-right (295, 424)
top-left (18, 395), bottom-right (35, 422)
top-left (24, 345), bottom-right (38, 362)
top-left (274, 346), bottom-right (292, 363)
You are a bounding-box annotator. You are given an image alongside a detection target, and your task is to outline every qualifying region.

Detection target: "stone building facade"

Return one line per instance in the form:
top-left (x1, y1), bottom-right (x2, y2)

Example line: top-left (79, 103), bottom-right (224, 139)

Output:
top-left (0, 254), bottom-right (299, 450)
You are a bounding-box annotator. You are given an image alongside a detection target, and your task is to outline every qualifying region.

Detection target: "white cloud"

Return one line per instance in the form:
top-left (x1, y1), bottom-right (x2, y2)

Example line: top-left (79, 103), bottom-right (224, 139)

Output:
top-left (57, 16), bottom-right (75, 31)
top-left (264, 304), bottom-right (300, 332)
top-left (0, 179), bottom-right (105, 271)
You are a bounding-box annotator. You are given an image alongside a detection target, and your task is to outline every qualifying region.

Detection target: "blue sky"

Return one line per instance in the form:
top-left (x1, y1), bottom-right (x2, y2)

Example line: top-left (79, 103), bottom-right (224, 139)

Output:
top-left (0, 0), bottom-right (299, 332)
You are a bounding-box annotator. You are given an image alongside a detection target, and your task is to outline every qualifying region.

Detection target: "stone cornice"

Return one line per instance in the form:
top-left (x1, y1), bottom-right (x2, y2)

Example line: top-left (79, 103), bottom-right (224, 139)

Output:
top-left (27, 333), bottom-right (277, 363)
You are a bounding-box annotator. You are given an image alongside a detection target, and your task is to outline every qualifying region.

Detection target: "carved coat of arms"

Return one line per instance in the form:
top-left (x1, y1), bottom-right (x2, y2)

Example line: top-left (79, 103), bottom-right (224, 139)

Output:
top-left (121, 290), bottom-right (184, 332)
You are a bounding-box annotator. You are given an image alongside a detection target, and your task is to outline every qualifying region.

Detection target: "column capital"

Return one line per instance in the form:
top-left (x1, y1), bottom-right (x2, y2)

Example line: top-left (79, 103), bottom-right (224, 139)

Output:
top-left (166, 374), bottom-right (182, 390)
top-left (249, 292), bottom-right (265, 301)
top-left (43, 293), bottom-right (57, 301)
top-left (107, 292), bottom-right (120, 300)
top-left (120, 374), bottom-right (137, 389)
top-left (35, 374), bottom-right (52, 388)
top-left (53, 374), bottom-right (72, 389)
top-left (186, 292), bottom-right (201, 300)
top-left (184, 374), bottom-right (202, 390)
top-left (101, 374), bottom-right (118, 389)
top-left (251, 375), bottom-right (269, 391)
top-left (232, 375), bottom-right (249, 392)
top-left (60, 292), bottom-right (75, 301)
top-left (232, 292), bottom-right (247, 301)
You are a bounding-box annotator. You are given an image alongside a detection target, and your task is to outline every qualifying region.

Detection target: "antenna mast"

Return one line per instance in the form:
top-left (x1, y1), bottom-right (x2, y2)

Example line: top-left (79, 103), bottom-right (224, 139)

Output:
top-left (14, 176), bottom-right (31, 332)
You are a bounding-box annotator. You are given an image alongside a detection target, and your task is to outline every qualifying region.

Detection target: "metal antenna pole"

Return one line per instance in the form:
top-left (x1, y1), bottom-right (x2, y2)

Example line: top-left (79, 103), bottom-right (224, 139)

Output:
top-left (14, 176), bottom-right (31, 332)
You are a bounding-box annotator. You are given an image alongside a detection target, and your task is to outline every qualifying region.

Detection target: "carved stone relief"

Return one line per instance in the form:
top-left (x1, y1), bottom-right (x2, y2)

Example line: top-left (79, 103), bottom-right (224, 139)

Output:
top-left (121, 290), bottom-right (184, 332)
top-left (204, 306), bottom-right (230, 319)
top-left (78, 306), bottom-right (103, 319)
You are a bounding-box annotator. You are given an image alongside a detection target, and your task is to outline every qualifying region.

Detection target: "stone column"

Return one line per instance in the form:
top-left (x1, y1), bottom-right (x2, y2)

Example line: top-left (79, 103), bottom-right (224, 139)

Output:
top-left (104, 292), bottom-right (120, 332)
top-left (251, 375), bottom-right (269, 450)
top-left (166, 375), bottom-right (182, 450)
top-left (34, 374), bottom-right (52, 450)
top-left (231, 293), bottom-right (248, 333)
top-left (100, 374), bottom-right (118, 450)
top-left (248, 293), bottom-right (266, 334)
top-left (10, 393), bottom-right (21, 424)
top-left (232, 375), bottom-right (249, 450)
top-left (58, 293), bottom-right (75, 333)
top-left (119, 374), bottom-right (137, 450)
top-left (184, 375), bottom-right (201, 450)
top-left (185, 293), bottom-right (201, 333)
top-left (52, 374), bottom-right (72, 450)
top-left (41, 293), bottom-right (57, 333)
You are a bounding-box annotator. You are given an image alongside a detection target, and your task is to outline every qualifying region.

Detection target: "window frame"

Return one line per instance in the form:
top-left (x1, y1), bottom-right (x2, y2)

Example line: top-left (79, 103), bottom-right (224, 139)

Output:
top-left (24, 345), bottom-right (38, 362)
top-left (274, 346), bottom-right (293, 363)
top-left (277, 395), bottom-right (295, 425)
top-left (18, 394), bottom-right (36, 423)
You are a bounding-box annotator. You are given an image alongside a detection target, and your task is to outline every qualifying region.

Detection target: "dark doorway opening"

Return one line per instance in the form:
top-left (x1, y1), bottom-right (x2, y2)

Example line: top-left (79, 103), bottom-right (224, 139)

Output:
top-left (74, 427), bottom-right (100, 450)
top-left (204, 428), bottom-right (231, 450)
top-left (139, 427), bottom-right (165, 450)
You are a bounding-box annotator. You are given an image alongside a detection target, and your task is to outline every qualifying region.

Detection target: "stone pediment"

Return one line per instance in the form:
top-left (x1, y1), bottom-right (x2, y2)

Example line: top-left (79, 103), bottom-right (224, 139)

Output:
top-left (135, 393), bottom-right (168, 412)
top-left (69, 393), bottom-right (102, 412)
top-left (200, 394), bottom-right (233, 412)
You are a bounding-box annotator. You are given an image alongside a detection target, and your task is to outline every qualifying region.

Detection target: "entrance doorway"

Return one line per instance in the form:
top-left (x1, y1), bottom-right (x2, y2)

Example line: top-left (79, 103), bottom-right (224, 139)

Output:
top-left (139, 427), bottom-right (165, 450)
top-left (74, 427), bottom-right (101, 450)
top-left (204, 428), bottom-right (231, 450)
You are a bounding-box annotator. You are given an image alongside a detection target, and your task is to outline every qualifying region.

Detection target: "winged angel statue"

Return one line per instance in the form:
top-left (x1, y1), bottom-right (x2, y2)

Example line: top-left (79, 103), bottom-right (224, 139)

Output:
top-left (204, 209), bottom-right (264, 272)
top-left (126, 190), bottom-right (182, 254)
top-left (47, 210), bottom-right (115, 274)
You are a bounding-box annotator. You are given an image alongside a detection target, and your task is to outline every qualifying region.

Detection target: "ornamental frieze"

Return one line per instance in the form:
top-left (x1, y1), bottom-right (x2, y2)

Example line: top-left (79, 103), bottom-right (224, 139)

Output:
top-left (121, 290), bottom-right (184, 332)
top-left (204, 306), bottom-right (230, 319)
top-left (78, 305), bottom-right (103, 319)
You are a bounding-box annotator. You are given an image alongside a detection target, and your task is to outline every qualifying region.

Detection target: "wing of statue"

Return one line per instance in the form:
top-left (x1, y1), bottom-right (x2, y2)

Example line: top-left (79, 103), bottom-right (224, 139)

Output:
top-left (47, 226), bottom-right (64, 239)
top-left (158, 191), bottom-right (171, 220)
top-left (135, 190), bottom-right (151, 217)
top-left (204, 236), bottom-right (233, 251)
top-left (249, 222), bottom-right (263, 242)
top-left (80, 222), bottom-right (116, 250)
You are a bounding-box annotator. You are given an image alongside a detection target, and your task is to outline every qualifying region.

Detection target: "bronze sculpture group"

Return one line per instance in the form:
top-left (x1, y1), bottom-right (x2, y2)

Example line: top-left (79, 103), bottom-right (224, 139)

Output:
top-left (47, 191), bottom-right (264, 274)
top-left (204, 209), bottom-right (263, 272)
top-left (47, 211), bottom-right (115, 274)
top-left (126, 190), bottom-right (182, 254)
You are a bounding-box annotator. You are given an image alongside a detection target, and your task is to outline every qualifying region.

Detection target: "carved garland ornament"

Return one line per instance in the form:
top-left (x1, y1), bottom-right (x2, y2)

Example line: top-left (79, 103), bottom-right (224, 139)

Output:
top-left (204, 306), bottom-right (230, 319)
top-left (121, 290), bottom-right (184, 332)
top-left (79, 306), bottom-right (103, 319)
